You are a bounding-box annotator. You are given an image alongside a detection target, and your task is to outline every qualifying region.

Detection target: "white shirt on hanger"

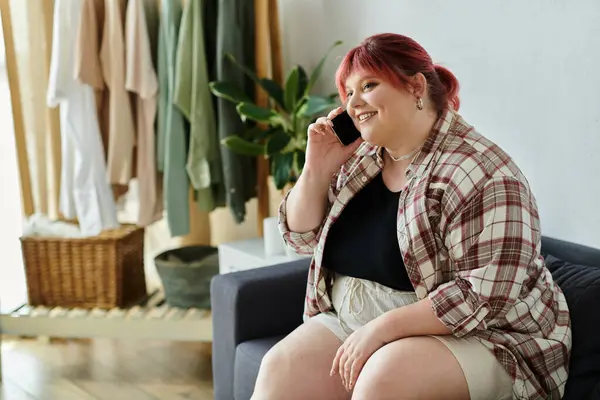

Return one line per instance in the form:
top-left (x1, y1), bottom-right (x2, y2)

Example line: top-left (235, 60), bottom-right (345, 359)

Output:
top-left (46, 0), bottom-right (118, 236)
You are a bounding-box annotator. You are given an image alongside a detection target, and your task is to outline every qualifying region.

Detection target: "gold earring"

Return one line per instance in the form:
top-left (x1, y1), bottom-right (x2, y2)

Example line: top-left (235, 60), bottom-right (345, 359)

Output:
top-left (416, 98), bottom-right (424, 111)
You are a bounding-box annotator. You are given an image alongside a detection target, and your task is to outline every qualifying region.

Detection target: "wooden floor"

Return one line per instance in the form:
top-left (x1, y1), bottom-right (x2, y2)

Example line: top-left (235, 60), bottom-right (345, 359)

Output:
top-left (0, 336), bottom-right (214, 400)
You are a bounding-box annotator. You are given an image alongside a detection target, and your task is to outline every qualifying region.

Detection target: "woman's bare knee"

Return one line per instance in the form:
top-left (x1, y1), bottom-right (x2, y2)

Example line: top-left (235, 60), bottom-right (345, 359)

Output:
top-left (351, 340), bottom-right (412, 400)
top-left (252, 343), bottom-right (291, 399)
top-left (252, 320), bottom-right (349, 400)
top-left (351, 337), bottom-right (469, 400)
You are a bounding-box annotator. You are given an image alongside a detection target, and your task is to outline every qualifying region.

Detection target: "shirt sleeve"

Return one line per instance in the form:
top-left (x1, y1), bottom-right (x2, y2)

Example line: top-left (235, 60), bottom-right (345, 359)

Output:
top-left (277, 171), bottom-right (339, 255)
top-left (124, 0), bottom-right (158, 99)
top-left (172, 0), bottom-right (193, 120)
top-left (173, 0), bottom-right (214, 191)
top-left (74, 0), bottom-right (104, 91)
top-left (46, 0), bottom-right (70, 108)
top-left (428, 176), bottom-right (540, 337)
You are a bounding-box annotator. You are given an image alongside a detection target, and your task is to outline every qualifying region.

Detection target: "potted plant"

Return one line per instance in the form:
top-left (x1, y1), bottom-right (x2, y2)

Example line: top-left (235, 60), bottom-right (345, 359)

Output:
top-left (209, 40), bottom-right (343, 190)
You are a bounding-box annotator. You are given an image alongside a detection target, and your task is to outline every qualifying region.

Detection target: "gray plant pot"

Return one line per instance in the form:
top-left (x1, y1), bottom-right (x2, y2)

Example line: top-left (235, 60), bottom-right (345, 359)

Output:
top-left (154, 245), bottom-right (219, 309)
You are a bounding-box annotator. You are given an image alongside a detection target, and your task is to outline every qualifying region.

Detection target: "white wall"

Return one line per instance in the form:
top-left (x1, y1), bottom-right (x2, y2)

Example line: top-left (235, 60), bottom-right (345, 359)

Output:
top-left (279, 0), bottom-right (600, 249)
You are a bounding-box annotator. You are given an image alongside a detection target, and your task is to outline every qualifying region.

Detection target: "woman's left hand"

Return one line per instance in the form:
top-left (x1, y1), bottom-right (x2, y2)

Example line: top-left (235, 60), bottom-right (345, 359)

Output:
top-left (330, 320), bottom-right (388, 391)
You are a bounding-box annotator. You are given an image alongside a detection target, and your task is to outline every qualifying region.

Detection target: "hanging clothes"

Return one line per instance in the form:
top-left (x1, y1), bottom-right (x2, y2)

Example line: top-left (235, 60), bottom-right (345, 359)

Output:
top-left (100, 0), bottom-right (137, 187)
top-left (142, 0), bottom-right (159, 67)
top-left (47, 0), bottom-right (118, 236)
top-left (125, 0), bottom-right (163, 226)
top-left (215, 0), bottom-right (258, 223)
top-left (157, 0), bottom-right (191, 236)
top-left (202, 0), bottom-right (219, 117)
top-left (174, 0), bottom-right (225, 212)
top-left (75, 0), bottom-right (130, 201)
top-left (75, 0), bottom-right (108, 158)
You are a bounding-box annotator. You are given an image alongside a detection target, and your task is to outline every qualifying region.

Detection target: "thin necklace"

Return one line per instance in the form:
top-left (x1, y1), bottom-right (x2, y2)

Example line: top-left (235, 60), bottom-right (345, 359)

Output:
top-left (386, 145), bottom-right (422, 162)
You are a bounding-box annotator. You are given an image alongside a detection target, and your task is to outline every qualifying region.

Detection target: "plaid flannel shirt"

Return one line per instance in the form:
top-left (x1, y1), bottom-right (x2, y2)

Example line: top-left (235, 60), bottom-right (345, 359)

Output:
top-left (278, 109), bottom-right (571, 399)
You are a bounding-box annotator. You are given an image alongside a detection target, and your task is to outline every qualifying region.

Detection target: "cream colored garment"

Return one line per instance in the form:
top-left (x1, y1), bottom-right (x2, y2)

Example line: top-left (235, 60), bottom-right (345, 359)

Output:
top-left (75, 0), bottom-right (108, 156)
top-left (47, 0), bottom-right (118, 236)
top-left (312, 274), bottom-right (514, 400)
top-left (100, 0), bottom-right (136, 185)
top-left (124, 0), bottom-right (162, 226)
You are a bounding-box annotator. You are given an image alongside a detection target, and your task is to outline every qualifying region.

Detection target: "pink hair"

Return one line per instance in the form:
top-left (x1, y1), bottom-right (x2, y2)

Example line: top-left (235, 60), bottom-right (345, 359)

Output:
top-left (335, 33), bottom-right (460, 112)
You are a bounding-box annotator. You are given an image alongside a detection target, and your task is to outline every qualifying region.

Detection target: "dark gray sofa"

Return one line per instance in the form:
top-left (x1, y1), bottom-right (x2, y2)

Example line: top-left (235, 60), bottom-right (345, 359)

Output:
top-left (211, 236), bottom-right (600, 400)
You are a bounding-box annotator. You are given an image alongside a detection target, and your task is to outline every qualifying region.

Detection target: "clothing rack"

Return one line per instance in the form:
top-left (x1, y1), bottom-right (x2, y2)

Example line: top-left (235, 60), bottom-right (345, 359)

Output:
top-left (152, 0), bottom-right (284, 236)
top-left (3, 0), bottom-right (284, 237)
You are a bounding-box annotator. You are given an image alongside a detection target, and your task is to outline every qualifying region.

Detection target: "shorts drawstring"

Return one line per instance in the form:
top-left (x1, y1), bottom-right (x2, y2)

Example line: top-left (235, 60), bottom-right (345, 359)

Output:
top-left (334, 274), bottom-right (418, 338)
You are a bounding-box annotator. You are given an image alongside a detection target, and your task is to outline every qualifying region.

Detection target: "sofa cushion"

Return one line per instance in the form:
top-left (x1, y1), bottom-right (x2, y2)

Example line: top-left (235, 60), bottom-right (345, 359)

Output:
top-left (592, 380), bottom-right (600, 400)
top-left (545, 254), bottom-right (600, 400)
top-left (234, 335), bottom-right (284, 400)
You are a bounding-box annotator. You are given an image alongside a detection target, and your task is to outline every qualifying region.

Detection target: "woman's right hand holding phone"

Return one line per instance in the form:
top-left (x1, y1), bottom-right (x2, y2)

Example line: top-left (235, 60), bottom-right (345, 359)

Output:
top-left (304, 107), bottom-right (363, 180)
top-left (284, 107), bottom-right (362, 233)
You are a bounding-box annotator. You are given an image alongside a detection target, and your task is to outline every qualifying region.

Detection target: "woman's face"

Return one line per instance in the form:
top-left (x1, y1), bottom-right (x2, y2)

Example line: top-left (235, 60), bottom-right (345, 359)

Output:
top-left (344, 70), bottom-right (421, 149)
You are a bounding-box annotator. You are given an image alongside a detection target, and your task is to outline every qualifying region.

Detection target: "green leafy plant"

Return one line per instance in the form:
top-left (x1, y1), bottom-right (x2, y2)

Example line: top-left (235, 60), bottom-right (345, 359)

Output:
top-left (209, 40), bottom-right (343, 190)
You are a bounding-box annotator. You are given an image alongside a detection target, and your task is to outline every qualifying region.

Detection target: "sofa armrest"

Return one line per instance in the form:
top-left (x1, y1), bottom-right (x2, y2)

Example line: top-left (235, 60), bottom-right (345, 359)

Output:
top-left (211, 258), bottom-right (309, 341)
top-left (210, 258), bottom-right (310, 400)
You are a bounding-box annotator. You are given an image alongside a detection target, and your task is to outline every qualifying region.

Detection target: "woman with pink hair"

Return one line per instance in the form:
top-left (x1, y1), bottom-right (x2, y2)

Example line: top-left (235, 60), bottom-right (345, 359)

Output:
top-left (252, 33), bottom-right (571, 400)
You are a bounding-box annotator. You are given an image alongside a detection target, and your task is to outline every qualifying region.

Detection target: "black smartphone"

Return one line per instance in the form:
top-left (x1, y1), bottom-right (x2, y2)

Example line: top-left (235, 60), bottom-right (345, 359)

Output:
top-left (331, 110), bottom-right (361, 146)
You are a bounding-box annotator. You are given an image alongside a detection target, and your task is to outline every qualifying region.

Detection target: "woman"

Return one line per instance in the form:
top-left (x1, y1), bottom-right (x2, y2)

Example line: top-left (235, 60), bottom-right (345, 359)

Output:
top-left (252, 33), bottom-right (571, 400)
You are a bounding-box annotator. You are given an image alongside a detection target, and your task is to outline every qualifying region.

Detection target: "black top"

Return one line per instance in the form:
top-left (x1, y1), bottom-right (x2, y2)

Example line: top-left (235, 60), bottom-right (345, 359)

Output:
top-left (322, 172), bottom-right (414, 291)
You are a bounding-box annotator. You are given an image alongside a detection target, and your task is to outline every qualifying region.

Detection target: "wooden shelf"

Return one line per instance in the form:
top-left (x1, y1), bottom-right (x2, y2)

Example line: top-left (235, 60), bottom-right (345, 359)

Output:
top-left (0, 289), bottom-right (213, 343)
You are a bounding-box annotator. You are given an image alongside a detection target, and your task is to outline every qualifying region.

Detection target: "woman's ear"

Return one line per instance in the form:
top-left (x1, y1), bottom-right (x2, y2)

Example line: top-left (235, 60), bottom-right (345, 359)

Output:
top-left (409, 73), bottom-right (427, 99)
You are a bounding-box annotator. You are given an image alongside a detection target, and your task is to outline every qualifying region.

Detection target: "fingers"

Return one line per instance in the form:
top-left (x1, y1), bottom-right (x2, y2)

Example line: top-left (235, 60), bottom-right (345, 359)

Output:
top-left (348, 358), bottom-right (362, 391)
top-left (331, 344), bottom-right (349, 387)
top-left (332, 344), bottom-right (362, 391)
top-left (307, 122), bottom-right (326, 137)
top-left (344, 354), bottom-right (353, 391)
top-left (308, 106), bottom-right (342, 137)
top-left (308, 116), bottom-right (335, 137)
top-left (339, 350), bottom-right (348, 387)
top-left (315, 116), bottom-right (334, 131)
top-left (327, 106), bottom-right (344, 120)
top-left (330, 346), bottom-right (342, 376)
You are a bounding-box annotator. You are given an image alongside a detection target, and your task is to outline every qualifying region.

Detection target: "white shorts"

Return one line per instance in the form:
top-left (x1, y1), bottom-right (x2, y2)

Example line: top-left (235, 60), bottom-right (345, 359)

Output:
top-left (312, 274), bottom-right (514, 400)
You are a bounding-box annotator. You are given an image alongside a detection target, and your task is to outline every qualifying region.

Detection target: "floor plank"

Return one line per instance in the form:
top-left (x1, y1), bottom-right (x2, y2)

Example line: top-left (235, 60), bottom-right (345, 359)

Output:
top-left (44, 380), bottom-right (97, 400)
top-left (0, 377), bottom-right (38, 400)
top-left (1, 337), bottom-right (214, 400)
top-left (71, 381), bottom-right (157, 400)
top-left (136, 383), bottom-right (213, 400)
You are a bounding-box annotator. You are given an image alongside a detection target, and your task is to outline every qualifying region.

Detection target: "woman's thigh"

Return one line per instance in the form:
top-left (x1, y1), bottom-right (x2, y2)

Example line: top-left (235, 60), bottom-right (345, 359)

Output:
top-left (252, 319), bottom-right (351, 400)
top-left (352, 336), bottom-right (470, 400)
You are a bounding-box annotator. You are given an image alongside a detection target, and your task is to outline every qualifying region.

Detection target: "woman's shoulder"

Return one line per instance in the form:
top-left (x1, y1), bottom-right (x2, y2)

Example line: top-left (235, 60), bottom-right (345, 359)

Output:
top-left (431, 113), bottom-right (535, 205)
top-left (439, 114), bottom-right (528, 180)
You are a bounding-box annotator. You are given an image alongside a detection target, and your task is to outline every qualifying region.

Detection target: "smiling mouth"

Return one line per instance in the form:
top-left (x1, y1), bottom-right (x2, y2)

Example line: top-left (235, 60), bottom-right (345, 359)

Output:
top-left (358, 112), bottom-right (377, 124)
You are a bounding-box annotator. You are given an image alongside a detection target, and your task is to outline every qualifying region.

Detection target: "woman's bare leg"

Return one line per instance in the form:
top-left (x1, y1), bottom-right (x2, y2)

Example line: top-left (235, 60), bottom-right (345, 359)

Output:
top-left (351, 336), bottom-right (470, 400)
top-left (251, 319), bottom-right (351, 400)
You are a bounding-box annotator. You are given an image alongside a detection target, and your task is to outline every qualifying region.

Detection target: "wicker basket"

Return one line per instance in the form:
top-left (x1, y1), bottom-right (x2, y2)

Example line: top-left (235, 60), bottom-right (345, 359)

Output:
top-left (20, 224), bottom-right (147, 309)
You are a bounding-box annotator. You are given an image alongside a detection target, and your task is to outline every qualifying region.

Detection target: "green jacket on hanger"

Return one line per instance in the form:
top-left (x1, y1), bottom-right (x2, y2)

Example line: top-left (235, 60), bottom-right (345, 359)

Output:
top-left (157, 0), bottom-right (190, 236)
top-left (174, 0), bottom-right (225, 212)
top-left (214, 0), bottom-right (257, 224)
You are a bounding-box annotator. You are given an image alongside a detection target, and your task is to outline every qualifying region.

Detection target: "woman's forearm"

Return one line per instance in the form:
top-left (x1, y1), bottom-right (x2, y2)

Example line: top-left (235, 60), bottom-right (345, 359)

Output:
top-left (374, 297), bottom-right (452, 343)
top-left (284, 168), bottom-right (332, 233)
